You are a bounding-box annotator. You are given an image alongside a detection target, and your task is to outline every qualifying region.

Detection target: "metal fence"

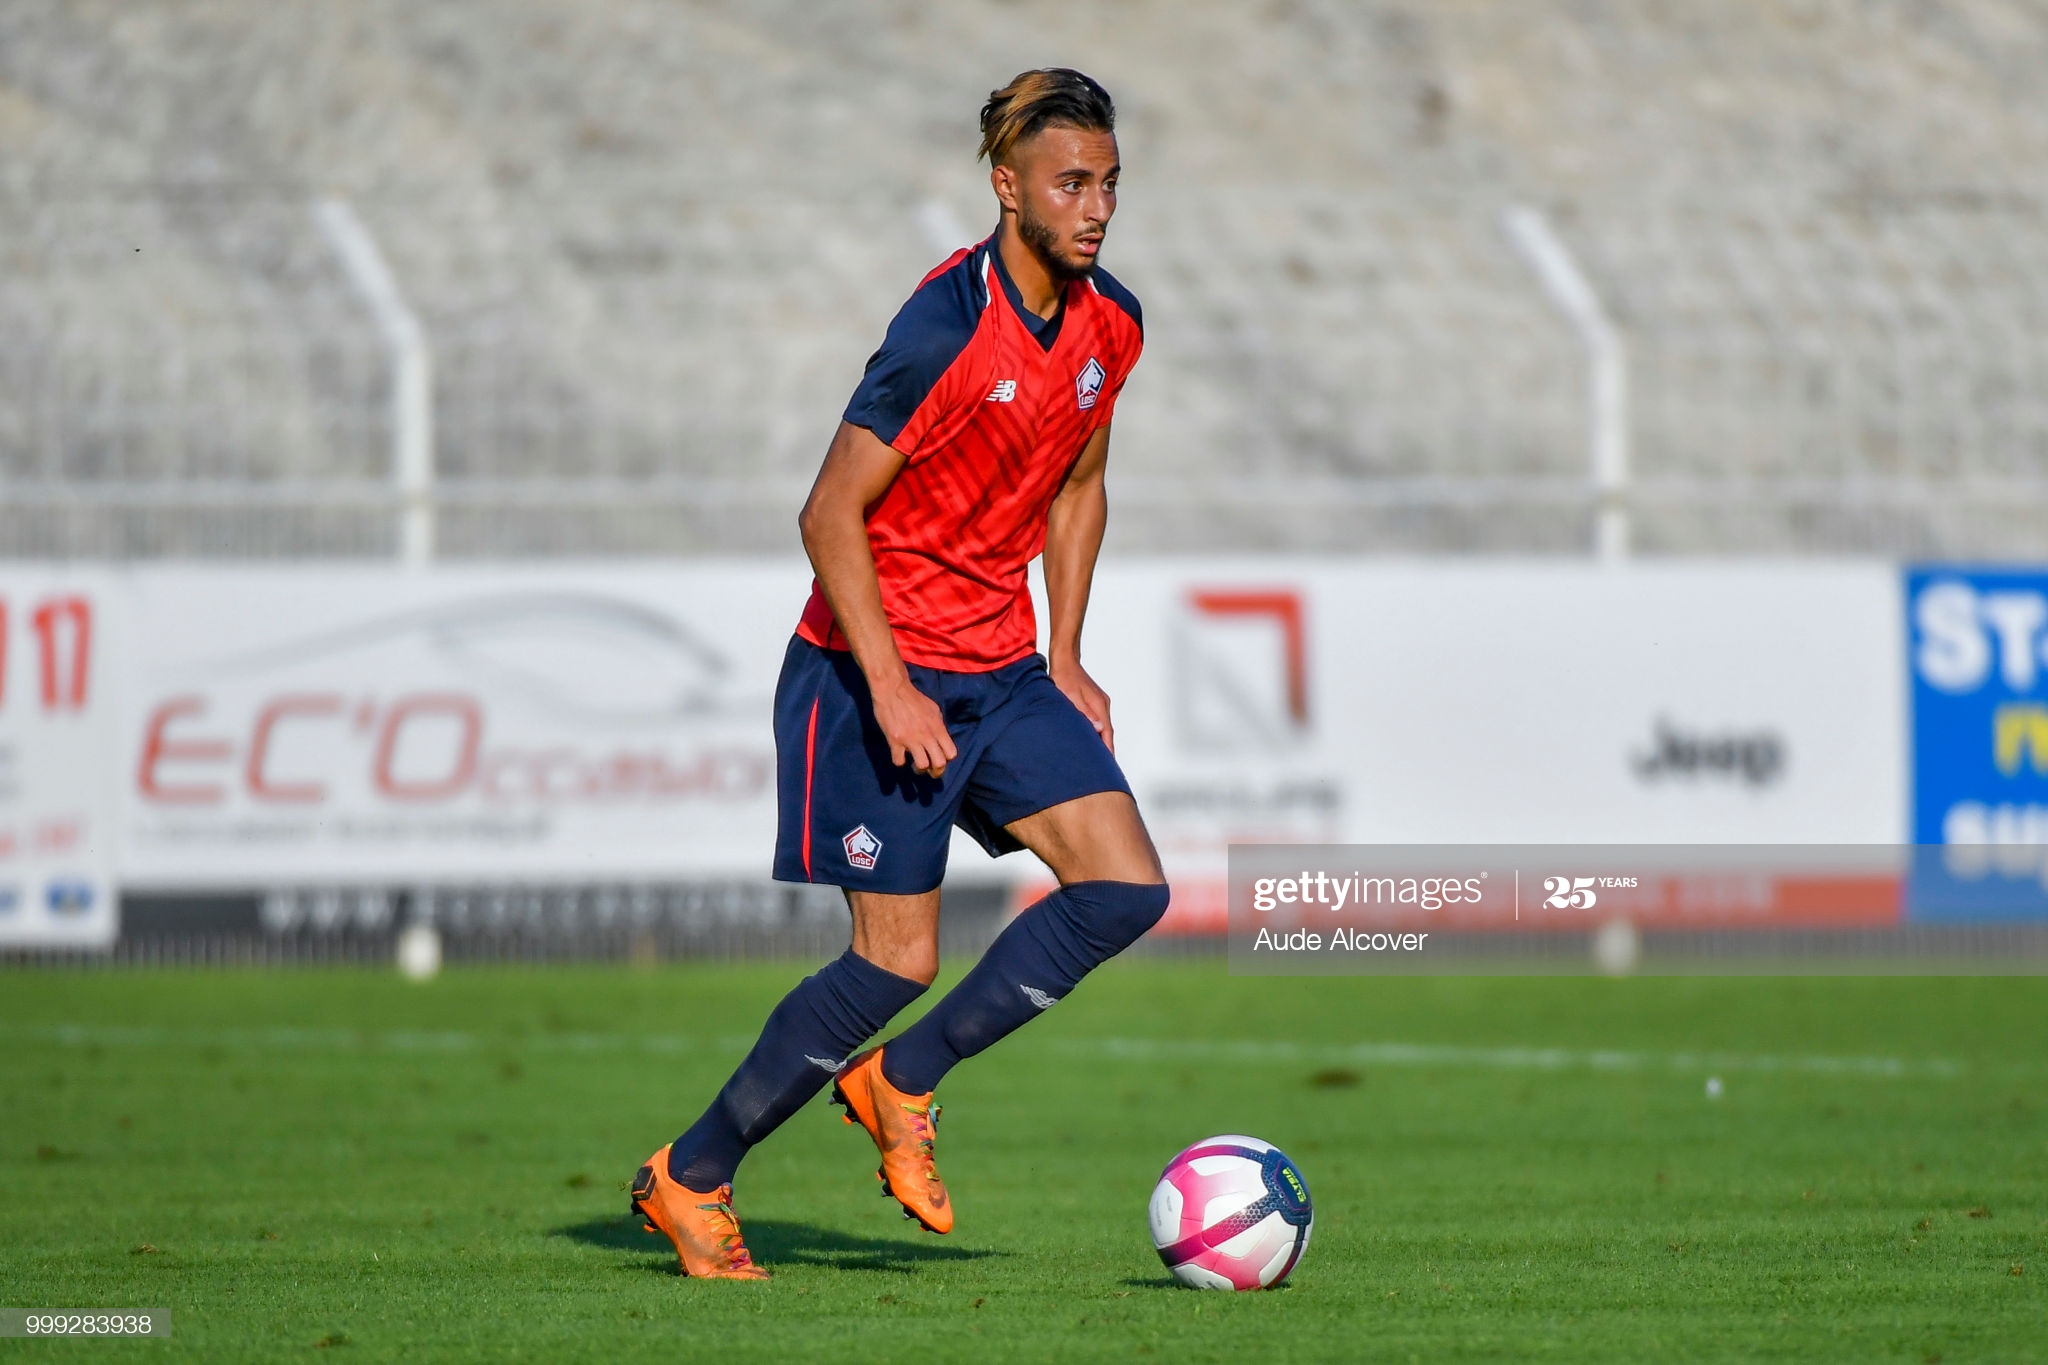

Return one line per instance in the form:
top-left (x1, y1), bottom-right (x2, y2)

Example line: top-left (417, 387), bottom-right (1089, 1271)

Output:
top-left (5, 190), bottom-right (2046, 562)
top-left (2, 881), bottom-right (1012, 968)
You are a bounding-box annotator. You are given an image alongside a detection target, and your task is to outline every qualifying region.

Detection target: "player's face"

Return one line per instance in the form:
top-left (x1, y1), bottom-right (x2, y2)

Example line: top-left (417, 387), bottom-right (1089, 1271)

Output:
top-left (1003, 126), bottom-right (1120, 279)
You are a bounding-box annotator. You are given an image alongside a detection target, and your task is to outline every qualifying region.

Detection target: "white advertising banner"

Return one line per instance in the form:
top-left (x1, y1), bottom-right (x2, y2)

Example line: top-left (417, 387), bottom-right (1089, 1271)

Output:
top-left (0, 570), bottom-right (121, 947)
top-left (1057, 561), bottom-right (1905, 929)
top-left (119, 564), bottom-right (811, 887)
top-left (0, 558), bottom-right (1907, 945)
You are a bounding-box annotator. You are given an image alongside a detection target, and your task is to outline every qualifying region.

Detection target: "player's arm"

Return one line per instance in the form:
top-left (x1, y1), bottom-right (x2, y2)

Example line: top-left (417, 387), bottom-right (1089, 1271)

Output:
top-left (1043, 422), bottom-right (1115, 752)
top-left (798, 420), bottom-right (959, 779)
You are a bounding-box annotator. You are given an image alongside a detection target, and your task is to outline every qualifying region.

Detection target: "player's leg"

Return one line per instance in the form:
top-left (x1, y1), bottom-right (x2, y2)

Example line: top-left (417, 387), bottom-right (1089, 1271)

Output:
top-left (633, 639), bottom-right (952, 1274)
top-left (660, 633), bottom-right (950, 1191)
top-left (878, 789), bottom-right (1168, 1098)
top-left (840, 780), bottom-right (1165, 1232)
top-left (1001, 787), bottom-right (1165, 885)
top-left (636, 896), bottom-right (933, 1277)
top-left (664, 891), bottom-right (936, 1192)
top-left (848, 886), bottom-right (942, 985)
top-left (827, 886), bottom-right (955, 1232)
top-left (642, 896), bottom-right (938, 1268)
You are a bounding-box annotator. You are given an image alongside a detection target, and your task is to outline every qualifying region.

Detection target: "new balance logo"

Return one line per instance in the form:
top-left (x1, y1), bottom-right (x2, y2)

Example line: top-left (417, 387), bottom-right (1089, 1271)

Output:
top-left (987, 379), bottom-right (1018, 403)
top-left (1020, 984), bottom-right (1059, 1010)
top-left (805, 1054), bottom-right (846, 1074)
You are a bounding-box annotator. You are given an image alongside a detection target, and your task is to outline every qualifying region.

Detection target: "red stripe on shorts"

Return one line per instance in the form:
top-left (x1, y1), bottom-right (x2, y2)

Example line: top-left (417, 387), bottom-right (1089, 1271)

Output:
top-left (801, 696), bottom-right (820, 879)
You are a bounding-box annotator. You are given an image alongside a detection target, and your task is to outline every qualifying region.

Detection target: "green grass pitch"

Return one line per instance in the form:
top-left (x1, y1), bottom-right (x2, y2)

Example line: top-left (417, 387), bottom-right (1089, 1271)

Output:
top-left (3, 961), bottom-right (2045, 1362)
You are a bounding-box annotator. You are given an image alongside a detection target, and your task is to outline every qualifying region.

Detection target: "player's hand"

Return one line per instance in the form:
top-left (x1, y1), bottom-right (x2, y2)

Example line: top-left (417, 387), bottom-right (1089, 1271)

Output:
top-left (1049, 657), bottom-right (1114, 754)
top-left (871, 674), bottom-right (957, 778)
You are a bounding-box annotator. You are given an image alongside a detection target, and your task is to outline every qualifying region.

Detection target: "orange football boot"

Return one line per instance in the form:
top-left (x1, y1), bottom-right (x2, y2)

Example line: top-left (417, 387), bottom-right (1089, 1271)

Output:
top-left (629, 1146), bottom-right (769, 1279)
top-left (830, 1047), bottom-right (953, 1234)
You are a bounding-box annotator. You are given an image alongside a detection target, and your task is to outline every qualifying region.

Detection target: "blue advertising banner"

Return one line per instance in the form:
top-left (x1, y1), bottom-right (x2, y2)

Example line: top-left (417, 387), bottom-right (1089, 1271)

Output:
top-left (1907, 566), bottom-right (2048, 921)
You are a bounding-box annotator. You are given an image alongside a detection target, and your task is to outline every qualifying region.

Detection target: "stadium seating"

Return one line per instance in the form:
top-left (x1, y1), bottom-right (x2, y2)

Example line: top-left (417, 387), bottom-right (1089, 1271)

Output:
top-left (2, 0), bottom-right (2044, 556)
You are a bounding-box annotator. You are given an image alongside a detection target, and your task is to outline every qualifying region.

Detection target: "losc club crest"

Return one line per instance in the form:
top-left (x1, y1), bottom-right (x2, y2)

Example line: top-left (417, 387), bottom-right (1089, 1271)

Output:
top-left (1075, 356), bottom-right (1106, 410)
top-left (842, 824), bottom-right (881, 871)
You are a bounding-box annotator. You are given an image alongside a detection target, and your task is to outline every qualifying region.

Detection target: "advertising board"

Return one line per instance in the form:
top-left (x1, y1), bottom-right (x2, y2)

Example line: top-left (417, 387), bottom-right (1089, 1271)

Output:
top-left (1065, 562), bottom-right (1905, 931)
top-left (0, 570), bottom-right (120, 947)
top-left (1906, 567), bottom-right (2048, 920)
top-left (118, 565), bottom-right (812, 887)
top-left (0, 559), bottom-right (1958, 945)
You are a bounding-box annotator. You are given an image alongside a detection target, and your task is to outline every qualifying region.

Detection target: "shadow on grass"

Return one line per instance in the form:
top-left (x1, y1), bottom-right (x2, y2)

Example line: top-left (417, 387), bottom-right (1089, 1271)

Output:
top-left (557, 1215), bottom-right (1006, 1275)
top-left (1119, 1275), bottom-right (1185, 1292)
top-left (1120, 1274), bottom-right (1296, 1294)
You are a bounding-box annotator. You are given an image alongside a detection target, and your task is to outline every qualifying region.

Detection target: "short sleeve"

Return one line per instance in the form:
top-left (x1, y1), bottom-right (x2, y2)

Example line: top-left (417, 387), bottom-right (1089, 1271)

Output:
top-left (843, 252), bottom-right (984, 459)
top-left (1090, 266), bottom-right (1143, 339)
top-left (1085, 266), bottom-right (1143, 432)
top-left (1089, 366), bottom-right (1132, 431)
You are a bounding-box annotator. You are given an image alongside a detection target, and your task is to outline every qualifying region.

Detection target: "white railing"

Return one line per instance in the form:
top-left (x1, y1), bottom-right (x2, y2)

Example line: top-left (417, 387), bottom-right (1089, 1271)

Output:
top-left (1504, 206), bottom-right (1630, 563)
top-left (313, 199), bottom-right (435, 564)
top-left (5, 193), bottom-right (2048, 561)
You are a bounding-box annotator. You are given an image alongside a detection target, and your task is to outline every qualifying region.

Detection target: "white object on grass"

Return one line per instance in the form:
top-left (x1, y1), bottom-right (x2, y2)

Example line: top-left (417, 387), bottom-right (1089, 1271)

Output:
top-left (396, 924), bottom-right (443, 981)
top-left (1592, 917), bottom-right (1641, 976)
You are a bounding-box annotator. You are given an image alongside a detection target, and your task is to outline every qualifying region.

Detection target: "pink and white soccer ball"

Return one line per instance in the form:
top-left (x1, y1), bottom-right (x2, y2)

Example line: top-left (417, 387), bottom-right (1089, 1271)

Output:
top-left (1148, 1134), bottom-right (1313, 1290)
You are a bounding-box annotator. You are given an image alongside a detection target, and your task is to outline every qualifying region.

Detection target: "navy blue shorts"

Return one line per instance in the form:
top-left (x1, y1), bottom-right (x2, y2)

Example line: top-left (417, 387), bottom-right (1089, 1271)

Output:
top-left (771, 637), bottom-right (1131, 895)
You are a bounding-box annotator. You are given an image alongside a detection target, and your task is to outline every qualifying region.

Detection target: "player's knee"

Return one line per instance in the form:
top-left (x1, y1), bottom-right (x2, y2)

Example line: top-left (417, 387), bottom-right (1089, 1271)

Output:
top-left (866, 942), bottom-right (938, 986)
top-left (1114, 880), bottom-right (1172, 942)
top-left (1068, 879), bottom-right (1171, 955)
top-left (847, 927), bottom-right (939, 985)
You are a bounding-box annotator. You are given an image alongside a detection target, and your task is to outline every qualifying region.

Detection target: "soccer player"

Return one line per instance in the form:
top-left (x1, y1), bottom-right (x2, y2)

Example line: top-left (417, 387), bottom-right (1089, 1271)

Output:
top-left (631, 68), bottom-right (1168, 1279)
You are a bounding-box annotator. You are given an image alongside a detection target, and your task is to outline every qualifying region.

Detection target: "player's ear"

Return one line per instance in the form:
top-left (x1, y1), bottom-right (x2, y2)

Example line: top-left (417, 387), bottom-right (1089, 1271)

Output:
top-left (990, 162), bottom-right (1020, 215)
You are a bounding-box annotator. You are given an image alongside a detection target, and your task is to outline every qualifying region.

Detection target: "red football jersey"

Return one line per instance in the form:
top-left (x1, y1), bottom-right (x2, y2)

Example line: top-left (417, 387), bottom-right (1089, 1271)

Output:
top-left (797, 236), bottom-right (1144, 671)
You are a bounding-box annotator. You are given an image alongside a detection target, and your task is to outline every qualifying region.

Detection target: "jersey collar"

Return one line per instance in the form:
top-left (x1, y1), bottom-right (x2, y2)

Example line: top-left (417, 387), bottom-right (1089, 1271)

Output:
top-left (984, 232), bottom-right (1068, 353)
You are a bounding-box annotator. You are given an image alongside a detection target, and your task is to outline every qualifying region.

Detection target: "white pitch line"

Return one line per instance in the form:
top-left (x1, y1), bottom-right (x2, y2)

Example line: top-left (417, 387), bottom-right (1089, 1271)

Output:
top-left (1055, 1037), bottom-right (1965, 1079)
top-left (0, 1024), bottom-right (754, 1055)
top-left (0, 1024), bottom-right (1972, 1079)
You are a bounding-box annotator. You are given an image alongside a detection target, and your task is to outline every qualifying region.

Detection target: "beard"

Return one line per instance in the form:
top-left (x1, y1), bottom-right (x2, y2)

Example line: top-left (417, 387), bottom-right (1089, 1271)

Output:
top-left (1017, 200), bottom-right (1095, 281)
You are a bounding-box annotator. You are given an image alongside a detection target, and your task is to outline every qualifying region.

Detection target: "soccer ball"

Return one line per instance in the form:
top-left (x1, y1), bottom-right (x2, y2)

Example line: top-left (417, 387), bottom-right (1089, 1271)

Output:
top-left (1148, 1134), bottom-right (1313, 1290)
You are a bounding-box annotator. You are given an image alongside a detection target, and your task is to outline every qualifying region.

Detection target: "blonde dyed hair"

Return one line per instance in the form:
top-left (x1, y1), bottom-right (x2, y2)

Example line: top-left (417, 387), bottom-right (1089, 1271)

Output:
top-left (978, 68), bottom-right (1116, 165)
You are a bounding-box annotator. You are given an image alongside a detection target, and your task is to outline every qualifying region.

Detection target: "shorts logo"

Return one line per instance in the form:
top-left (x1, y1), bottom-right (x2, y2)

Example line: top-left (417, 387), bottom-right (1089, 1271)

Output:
top-left (1075, 357), bottom-right (1105, 410)
top-left (987, 379), bottom-right (1018, 403)
top-left (843, 824), bottom-right (882, 871)
top-left (1020, 984), bottom-right (1059, 1009)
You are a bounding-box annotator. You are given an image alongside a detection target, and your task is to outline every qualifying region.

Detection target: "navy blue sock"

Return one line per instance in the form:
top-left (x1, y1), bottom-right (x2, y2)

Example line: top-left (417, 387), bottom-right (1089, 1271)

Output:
top-left (669, 948), bottom-right (927, 1189)
top-left (880, 880), bottom-right (1169, 1095)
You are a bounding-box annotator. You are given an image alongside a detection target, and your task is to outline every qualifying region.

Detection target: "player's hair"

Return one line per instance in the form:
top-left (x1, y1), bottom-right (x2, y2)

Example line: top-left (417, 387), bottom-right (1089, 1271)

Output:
top-left (978, 68), bottom-right (1116, 165)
